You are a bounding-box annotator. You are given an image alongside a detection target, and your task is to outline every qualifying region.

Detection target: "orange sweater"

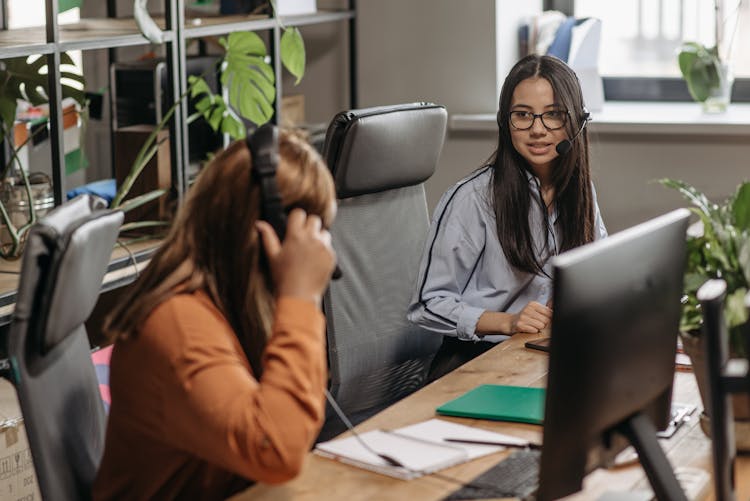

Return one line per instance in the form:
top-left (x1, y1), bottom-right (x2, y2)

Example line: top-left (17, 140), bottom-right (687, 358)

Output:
top-left (93, 292), bottom-right (327, 500)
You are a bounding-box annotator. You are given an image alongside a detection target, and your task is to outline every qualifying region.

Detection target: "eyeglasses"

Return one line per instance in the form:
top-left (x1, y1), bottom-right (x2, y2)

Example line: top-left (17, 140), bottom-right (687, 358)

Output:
top-left (509, 110), bottom-right (568, 131)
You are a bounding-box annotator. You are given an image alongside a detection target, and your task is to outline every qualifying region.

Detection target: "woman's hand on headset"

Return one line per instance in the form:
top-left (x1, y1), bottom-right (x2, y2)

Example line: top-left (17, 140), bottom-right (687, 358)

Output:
top-left (256, 208), bottom-right (336, 306)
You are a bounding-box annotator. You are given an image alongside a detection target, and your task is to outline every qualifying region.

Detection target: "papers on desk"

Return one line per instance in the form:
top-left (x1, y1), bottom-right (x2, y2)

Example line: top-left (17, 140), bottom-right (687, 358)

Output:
top-left (314, 418), bottom-right (529, 480)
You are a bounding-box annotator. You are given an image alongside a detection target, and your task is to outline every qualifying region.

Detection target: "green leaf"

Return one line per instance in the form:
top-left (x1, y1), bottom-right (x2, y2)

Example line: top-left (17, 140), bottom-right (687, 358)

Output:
top-left (684, 271), bottom-right (709, 292)
top-left (0, 96), bottom-right (17, 131)
top-left (222, 38), bottom-right (276, 125)
top-left (0, 52), bottom-right (87, 119)
top-left (195, 96), bottom-right (212, 113)
top-left (657, 178), bottom-right (718, 220)
top-left (732, 182), bottom-right (750, 231)
top-left (739, 235), bottom-right (750, 286)
top-left (188, 75), bottom-right (212, 97)
top-left (225, 31), bottom-right (267, 57)
top-left (677, 42), bottom-right (702, 77)
top-left (120, 220), bottom-right (171, 232)
top-left (208, 106), bottom-right (224, 130)
top-left (677, 42), bottom-right (720, 103)
top-left (60, 71), bottom-right (85, 85)
top-left (280, 27), bottom-right (306, 84)
top-left (726, 287), bottom-right (749, 329)
top-left (220, 114), bottom-right (245, 139)
top-left (117, 189), bottom-right (168, 214)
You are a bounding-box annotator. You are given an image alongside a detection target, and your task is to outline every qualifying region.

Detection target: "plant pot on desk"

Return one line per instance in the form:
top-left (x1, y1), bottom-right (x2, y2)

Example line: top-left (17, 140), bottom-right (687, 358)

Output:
top-left (0, 173), bottom-right (54, 259)
top-left (680, 330), bottom-right (750, 451)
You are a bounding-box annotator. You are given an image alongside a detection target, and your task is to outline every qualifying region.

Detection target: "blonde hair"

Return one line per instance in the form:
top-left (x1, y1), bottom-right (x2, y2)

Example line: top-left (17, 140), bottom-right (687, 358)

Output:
top-left (104, 129), bottom-right (335, 375)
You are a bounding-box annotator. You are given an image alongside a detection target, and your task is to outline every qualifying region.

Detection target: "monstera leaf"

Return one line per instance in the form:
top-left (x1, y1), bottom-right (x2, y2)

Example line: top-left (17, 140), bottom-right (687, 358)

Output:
top-left (188, 75), bottom-right (245, 139)
top-left (217, 27), bottom-right (306, 126)
top-left (0, 53), bottom-right (85, 131)
top-left (219, 32), bottom-right (276, 126)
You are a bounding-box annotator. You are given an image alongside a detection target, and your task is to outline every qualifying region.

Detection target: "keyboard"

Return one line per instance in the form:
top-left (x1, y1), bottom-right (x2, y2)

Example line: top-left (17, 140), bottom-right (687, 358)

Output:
top-left (444, 449), bottom-right (540, 501)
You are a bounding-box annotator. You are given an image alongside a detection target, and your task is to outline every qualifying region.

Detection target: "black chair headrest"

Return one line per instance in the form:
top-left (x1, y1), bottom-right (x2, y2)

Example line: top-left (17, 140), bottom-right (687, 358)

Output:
top-left (322, 103), bottom-right (448, 199)
top-left (14, 195), bottom-right (123, 354)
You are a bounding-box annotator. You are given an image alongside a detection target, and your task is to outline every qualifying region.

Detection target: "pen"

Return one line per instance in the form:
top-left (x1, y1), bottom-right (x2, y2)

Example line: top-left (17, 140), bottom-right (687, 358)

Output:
top-left (443, 438), bottom-right (542, 450)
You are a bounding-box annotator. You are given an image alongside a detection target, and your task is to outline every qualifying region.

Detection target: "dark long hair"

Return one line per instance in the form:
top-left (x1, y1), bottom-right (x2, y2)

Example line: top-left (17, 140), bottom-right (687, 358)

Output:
top-left (490, 54), bottom-right (595, 275)
top-left (104, 130), bottom-right (335, 376)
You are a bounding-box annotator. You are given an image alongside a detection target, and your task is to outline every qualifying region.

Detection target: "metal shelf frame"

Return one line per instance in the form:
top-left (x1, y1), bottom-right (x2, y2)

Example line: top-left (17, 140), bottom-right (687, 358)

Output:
top-left (0, 0), bottom-right (358, 225)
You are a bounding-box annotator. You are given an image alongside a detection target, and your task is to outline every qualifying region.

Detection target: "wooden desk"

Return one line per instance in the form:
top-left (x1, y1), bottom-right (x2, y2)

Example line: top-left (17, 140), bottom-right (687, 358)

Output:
top-left (232, 333), bottom-right (750, 501)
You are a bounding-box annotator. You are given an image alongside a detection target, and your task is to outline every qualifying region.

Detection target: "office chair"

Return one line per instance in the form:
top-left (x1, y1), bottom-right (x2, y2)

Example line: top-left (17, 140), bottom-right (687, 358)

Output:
top-left (697, 279), bottom-right (750, 501)
top-left (6, 195), bottom-right (123, 501)
top-left (319, 102), bottom-right (448, 438)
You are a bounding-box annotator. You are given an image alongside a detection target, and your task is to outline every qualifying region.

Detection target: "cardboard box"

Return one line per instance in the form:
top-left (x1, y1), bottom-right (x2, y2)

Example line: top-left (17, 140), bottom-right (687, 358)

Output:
top-left (114, 125), bottom-right (172, 226)
top-left (0, 380), bottom-right (40, 501)
top-left (281, 94), bottom-right (306, 127)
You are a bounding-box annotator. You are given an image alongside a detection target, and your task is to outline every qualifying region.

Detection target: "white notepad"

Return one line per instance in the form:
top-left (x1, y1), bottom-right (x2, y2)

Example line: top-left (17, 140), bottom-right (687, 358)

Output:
top-left (314, 418), bottom-right (529, 480)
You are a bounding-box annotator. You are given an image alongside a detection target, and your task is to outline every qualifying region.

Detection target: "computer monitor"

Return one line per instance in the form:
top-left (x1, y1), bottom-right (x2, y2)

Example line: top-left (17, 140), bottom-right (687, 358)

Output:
top-left (537, 208), bottom-right (691, 501)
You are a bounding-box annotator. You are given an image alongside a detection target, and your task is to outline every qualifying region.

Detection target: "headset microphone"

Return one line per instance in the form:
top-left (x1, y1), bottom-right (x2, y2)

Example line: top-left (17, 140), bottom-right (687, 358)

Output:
top-left (555, 110), bottom-right (590, 155)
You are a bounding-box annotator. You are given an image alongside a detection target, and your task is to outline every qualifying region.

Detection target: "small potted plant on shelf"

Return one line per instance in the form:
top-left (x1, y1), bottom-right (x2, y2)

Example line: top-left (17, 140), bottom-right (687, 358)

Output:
top-left (659, 177), bottom-right (750, 449)
top-left (677, 0), bottom-right (737, 113)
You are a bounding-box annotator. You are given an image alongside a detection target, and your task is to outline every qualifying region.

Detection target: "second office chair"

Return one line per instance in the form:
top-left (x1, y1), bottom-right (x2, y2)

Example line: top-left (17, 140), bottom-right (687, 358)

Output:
top-left (319, 102), bottom-right (448, 438)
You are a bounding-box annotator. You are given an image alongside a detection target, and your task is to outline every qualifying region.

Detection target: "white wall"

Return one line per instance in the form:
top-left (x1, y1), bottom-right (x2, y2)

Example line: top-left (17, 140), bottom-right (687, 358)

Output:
top-left (357, 0), bottom-right (542, 211)
top-left (588, 131), bottom-right (750, 232)
top-left (356, 1), bottom-right (750, 233)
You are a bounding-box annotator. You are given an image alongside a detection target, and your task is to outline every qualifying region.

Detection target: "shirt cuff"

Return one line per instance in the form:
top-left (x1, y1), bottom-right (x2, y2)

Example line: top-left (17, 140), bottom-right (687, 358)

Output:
top-left (456, 305), bottom-right (485, 341)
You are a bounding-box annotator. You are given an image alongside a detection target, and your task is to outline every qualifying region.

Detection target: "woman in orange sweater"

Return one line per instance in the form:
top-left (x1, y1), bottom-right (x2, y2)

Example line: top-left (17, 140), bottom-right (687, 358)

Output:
top-left (93, 128), bottom-right (337, 500)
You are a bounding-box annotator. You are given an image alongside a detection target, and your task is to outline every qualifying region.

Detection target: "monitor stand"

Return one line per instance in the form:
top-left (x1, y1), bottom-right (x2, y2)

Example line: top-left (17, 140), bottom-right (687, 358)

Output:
top-left (617, 412), bottom-right (689, 501)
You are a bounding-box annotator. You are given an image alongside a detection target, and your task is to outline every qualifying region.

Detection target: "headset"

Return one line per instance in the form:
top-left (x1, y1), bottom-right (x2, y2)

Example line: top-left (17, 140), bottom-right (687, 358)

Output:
top-left (247, 123), bottom-right (342, 279)
top-left (554, 109), bottom-right (590, 155)
top-left (247, 124), bottom-right (286, 239)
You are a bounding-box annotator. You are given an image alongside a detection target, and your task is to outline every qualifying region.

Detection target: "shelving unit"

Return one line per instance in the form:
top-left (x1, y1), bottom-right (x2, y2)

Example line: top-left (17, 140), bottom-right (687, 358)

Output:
top-left (0, 0), bottom-right (358, 326)
top-left (0, 0), bottom-right (356, 199)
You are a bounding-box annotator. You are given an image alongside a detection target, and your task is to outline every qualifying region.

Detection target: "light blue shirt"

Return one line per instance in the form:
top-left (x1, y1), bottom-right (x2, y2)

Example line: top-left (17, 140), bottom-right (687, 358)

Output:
top-left (408, 166), bottom-right (607, 342)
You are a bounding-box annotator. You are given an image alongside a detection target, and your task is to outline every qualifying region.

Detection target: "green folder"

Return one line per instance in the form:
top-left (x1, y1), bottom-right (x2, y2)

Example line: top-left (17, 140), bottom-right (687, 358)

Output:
top-left (436, 384), bottom-right (546, 425)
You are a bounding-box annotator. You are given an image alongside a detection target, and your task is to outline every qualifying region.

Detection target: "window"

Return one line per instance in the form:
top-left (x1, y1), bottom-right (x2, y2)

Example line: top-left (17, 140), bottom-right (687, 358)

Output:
top-left (7, 1), bottom-right (80, 29)
top-left (547, 0), bottom-right (750, 101)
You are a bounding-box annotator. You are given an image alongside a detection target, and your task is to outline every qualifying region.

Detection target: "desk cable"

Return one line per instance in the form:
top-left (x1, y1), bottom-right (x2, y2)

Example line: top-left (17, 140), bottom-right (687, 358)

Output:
top-left (323, 389), bottom-right (528, 497)
top-left (115, 239), bottom-right (141, 280)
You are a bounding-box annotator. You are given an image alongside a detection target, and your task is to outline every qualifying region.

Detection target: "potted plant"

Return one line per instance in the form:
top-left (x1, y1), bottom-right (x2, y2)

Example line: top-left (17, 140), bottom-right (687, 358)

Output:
top-left (677, 0), bottom-right (737, 112)
top-left (659, 178), bottom-right (750, 449)
top-left (114, 7), bottom-right (307, 235)
top-left (0, 53), bottom-right (87, 258)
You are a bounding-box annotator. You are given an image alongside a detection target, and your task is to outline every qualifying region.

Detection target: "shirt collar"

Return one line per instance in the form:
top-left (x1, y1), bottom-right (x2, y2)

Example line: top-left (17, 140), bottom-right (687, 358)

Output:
top-left (524, 169), bottom-right (559, 224)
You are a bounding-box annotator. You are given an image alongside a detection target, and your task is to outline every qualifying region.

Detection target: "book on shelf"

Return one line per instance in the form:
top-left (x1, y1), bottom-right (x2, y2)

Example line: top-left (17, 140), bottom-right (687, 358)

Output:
top-left (314, 418), bottom-right (529, 480)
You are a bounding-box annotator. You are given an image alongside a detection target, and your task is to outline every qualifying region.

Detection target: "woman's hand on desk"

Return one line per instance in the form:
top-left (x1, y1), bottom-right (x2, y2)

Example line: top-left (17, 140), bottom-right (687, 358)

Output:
top-left (257, 209), bottom-right (336, 306)
top-left (510, 301), bottom-right (552, 335)
top-left (476, 301), bottom-right (552, 336)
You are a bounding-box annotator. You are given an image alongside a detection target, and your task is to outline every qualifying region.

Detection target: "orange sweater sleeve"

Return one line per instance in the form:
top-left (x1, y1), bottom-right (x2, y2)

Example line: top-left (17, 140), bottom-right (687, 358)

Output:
top-left (144, 294), bottom-right (327, 484)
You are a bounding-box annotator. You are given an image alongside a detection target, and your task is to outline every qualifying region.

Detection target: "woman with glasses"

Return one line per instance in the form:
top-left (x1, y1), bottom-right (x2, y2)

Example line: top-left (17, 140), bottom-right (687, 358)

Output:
top-left (408, 54), bottom-right (607, 380)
